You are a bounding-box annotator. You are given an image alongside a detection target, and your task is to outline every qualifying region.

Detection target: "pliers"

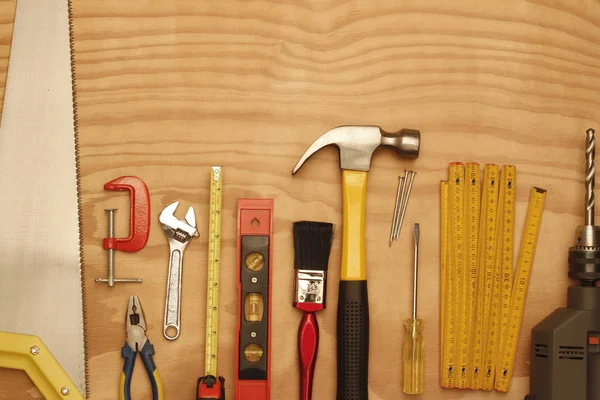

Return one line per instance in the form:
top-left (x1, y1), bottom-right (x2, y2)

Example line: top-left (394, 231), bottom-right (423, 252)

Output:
top-left (120, 296), bottom-right (165, 400)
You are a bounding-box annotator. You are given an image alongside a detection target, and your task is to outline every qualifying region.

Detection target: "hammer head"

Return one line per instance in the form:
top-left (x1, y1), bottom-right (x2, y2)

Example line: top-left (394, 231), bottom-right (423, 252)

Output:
top-left (292, 126), bottom-right (420, 173)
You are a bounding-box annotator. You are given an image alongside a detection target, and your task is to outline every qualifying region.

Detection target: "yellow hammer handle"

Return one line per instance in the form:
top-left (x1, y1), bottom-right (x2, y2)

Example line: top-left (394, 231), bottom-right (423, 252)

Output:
top-left (341, 170), bottom-right (368, 280)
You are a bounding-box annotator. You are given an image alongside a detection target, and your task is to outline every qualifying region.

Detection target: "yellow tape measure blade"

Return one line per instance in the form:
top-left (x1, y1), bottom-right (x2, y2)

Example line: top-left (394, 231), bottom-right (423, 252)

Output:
top-left (205, 166), bottom-right (223, 376)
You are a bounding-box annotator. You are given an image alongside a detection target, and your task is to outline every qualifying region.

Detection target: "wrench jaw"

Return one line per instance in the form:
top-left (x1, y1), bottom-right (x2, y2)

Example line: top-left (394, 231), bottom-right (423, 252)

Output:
top-left (159, 201), bottom-right (198, 245)
top-left (162, 225), bottom-right (197, 247)
top-left (185, 206), bottom-right (197, 230)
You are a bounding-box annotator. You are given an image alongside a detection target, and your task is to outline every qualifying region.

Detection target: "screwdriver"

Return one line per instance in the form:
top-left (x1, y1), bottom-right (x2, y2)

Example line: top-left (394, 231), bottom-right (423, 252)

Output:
top-left (403, 223), bottom-right (424, 394)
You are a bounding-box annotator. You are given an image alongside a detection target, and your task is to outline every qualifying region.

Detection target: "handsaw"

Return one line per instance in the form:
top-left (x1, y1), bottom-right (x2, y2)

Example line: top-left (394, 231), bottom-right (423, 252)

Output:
top-left (0, 0), bottom-right (86, 396)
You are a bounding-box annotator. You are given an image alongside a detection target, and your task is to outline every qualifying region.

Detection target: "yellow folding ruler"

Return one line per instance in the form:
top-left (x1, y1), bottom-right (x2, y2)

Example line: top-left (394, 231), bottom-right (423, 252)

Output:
top-left (464, 162), bottom-right (481, 381)
top-left (197, 166), bottom-right (226, 397)
top-left (495, 187), bottom-right (546, 392)
top-left (492, 166), bottom-right (516, 389)
top-left (468, 164), bottom-right (499, 389)
top-left (481, 166), bottom-right (516, 390)
top-left (440, 181), bottom-right (449, 387)
top-left (450, 163), bottom-right (469, 388)
top-left (441, 167), bottom-right (460, 388)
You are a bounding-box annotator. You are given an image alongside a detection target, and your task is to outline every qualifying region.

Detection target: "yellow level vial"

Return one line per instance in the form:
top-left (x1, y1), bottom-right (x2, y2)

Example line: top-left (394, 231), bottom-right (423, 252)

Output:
top-left (495, 187), bottom-right (546, 392)
top-left (481, 166), bottom-right (516, 390)
top-left (440, 181), bottom-right (449, 387)
top-left (449, 163), bottom-right (468, 388)
top-left (495, 166), bottom-right (516, 388)
top-left (468, 164), bottom-right (499, 389)
top-left (205, 166), bottom-right (223, 376)
top-left (464, 162), bottom-right (481, 382)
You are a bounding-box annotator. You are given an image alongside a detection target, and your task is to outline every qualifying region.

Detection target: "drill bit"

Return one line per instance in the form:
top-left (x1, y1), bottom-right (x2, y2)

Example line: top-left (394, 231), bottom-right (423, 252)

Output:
top-left (586, 128), bottom-right (595, 226)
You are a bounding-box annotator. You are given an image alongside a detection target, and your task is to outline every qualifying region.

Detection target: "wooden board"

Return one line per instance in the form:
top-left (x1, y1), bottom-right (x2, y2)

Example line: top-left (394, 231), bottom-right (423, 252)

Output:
top-left (2, 0), bottom-right (600, 399)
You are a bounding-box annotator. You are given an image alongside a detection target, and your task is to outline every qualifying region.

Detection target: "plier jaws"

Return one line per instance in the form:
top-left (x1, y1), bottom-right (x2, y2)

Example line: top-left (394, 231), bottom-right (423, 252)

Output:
top-left (121, 296), bottom-right (165, 400)
top-left (126, 296), bottom-right (148, 351)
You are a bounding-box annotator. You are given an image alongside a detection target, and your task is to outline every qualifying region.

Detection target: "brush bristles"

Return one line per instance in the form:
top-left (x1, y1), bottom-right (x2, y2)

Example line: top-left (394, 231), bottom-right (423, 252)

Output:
top-left (293, 221), bottom-right (334, 271)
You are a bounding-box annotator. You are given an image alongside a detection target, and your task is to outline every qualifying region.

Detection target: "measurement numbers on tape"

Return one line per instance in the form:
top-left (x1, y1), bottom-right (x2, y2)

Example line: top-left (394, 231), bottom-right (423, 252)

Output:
top-left (205, 166), bottom-right (223, 376)
top-left (495, 187), bottom-right (546, 393)
top-left (440, 181), bottom-right (449, 387)
top-left (468, 165), bottom-right (499, 390)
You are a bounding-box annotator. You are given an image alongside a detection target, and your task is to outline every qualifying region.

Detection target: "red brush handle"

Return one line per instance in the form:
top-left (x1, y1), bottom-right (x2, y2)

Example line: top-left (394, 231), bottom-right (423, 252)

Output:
top-left (298, 312), bottom-right (319, 400)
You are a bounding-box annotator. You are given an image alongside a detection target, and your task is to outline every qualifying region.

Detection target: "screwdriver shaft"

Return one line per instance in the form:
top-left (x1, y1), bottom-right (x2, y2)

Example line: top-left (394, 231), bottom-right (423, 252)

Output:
top-left (413, 223), bottom-right (419, 320)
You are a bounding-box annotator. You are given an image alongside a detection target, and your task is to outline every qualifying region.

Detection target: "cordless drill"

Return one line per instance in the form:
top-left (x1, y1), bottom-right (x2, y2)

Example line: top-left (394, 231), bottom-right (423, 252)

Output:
top-left (528, 128), bottom-right (600, 400)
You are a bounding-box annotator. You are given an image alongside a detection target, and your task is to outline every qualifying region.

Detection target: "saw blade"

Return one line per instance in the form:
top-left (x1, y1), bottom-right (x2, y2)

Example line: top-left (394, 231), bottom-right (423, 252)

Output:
top-left (0, 0), bottom-right (86, 394)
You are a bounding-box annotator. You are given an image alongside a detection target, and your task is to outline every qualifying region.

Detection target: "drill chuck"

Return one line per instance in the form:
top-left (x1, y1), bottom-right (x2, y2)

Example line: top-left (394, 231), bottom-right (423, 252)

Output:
top-left (568, 243), bottom-right (600, 284)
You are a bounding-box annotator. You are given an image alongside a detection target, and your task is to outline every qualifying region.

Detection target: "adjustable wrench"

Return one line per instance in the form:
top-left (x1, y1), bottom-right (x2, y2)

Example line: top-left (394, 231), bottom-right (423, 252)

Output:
top-left (160, 201), bottom-right (198, 341)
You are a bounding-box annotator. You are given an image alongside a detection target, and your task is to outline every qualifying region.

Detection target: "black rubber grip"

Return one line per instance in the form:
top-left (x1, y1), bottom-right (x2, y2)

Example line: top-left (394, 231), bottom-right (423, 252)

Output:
top-left (337, 280), bottom-right (369, 400)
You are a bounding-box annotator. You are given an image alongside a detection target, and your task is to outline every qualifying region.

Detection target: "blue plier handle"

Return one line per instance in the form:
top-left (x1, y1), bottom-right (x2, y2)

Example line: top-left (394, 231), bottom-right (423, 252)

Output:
top-left (120, 296), bottom-right (165, 400)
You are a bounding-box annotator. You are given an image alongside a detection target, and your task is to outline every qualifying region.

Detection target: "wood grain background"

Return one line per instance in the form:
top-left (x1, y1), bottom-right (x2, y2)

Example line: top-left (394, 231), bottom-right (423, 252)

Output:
top-left (3, 0), bottom-right (600, 399)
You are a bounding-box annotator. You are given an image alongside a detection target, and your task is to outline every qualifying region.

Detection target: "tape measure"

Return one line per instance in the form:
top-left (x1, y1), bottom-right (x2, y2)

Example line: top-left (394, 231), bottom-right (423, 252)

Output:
top-left (440, 181), bottom-right (449, 387)
top-left (495, 187), bottom-right (546, 392)
top-left (468, 164), bottom-right (499, 390)
top-left (481, 166), bottom-right (516, 390)
top-left (205, 166), bottom-right (223, 376)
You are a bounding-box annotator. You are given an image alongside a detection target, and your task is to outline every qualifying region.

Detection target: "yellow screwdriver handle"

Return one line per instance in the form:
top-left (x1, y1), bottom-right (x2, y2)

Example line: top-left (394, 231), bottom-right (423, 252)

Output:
top-left (341, 170), bottom-right (367, 280)
top-left (403, 318), bottom-right (425, 394)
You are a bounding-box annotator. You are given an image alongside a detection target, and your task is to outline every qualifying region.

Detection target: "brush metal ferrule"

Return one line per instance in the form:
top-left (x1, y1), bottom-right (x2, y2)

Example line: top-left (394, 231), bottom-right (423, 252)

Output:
top-left (294, 270), bottom-right (326, 306)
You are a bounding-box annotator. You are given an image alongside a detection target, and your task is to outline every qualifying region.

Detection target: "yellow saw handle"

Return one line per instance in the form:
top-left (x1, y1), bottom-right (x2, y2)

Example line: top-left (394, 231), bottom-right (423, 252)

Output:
top-left (341, 170), bottom-right (367, 280)
top-left (0, 332), bottom-right (84, 400)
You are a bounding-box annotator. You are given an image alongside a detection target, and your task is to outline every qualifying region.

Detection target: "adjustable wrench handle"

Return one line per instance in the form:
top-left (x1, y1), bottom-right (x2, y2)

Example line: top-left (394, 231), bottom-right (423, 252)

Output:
top-left (164, 245), bottom-right (184, 340)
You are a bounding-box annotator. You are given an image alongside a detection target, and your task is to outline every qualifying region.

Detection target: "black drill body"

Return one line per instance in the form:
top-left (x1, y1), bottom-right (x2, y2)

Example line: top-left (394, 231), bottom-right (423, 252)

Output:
top-left (529, 286), bottom-right (600, 400)
top-left (528, 129), bottom-right (600, 400)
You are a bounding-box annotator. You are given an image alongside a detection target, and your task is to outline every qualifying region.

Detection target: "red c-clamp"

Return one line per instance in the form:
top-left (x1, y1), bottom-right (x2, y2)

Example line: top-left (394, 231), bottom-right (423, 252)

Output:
top-left (102, 176), bottom-right (151, 252)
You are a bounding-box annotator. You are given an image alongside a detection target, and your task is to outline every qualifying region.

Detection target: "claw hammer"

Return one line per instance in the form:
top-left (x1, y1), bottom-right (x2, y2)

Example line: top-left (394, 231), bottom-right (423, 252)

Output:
top-left (292, 126), bottom-right (420, 399)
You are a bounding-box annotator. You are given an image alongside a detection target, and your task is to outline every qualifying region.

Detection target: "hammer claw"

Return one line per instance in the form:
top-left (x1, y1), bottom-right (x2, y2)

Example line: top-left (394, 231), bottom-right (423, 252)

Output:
top-left (292, 127), bottom-right (345, 174)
